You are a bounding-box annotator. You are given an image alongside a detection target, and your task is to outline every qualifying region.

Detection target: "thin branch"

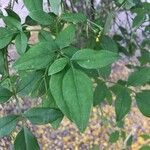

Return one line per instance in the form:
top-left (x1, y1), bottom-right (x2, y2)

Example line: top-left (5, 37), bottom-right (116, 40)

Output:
top-left (90, 0), bottom-right (95, 21)
top-left (4, 48), bottom-right (22, 114)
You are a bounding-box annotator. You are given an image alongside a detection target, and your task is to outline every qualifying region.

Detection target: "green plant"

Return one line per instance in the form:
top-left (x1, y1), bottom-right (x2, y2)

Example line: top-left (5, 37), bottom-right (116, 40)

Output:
top-left (0, 0), bottom-right (150, 149)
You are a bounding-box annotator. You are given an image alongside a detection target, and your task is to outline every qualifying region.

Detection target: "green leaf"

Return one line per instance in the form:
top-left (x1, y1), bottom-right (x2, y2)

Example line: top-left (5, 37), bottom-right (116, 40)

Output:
top-left (2, 16), bottom-right (22, 31)
top-left (29, 76), bottom-right (45, 98)
top-left (24, 107), bottom-right (63, 125)
top-left (23, 0), bottom-right (43, 11)
top-left (106, 90), bottom-right (113, 105)
top-left (13, 42), bottom-right (56, 70)
top-left (132, 2), bottom-right (149, 14)
top-left (98, 65), bottom-right (111, 79)
top-left (72, 49), bottom-right (119, 69)
top-left (109, 131), bottom-right (120, 143)
top-left (62, 68), bottom-right (93, 132)
top-left (115, 87), bottom-right (131, 121)
top-left (61, 46), bottom-right (78, 58)
top-left (0, 115), bottom-right (19, 138)
top-left (50, 71), bottom-right (71, 119)
top-left (133, 14), bottom-right (145, 28)
top-left (38, 30), bottom-right (54, 42)
top-left (145, 26), bottom-right (150, 32)
top-left (6, 9), bottom-right (21, 22)
top-left (110, 84), bottom-right (126, 95)
top-left (139, 145), bottom-right (150, 150)
top-left (48, 58), bottom-right (68, 75)
top-left (127, 135), bottom-right (133, 146)
top-left (115, 0), bottom-right (124, 4)
top-left (0, 86), bottom-right (13, 103)
top-left (139, 51), bottom-right (150, 65)
top-left (42, 91), bottom-right (64, 129)
top-left (0, 28), bottom-right (15, 49)
top-left (103, 12), bottom-right (114, 35)
top-left (113, 34), bottom-right (123, 41)
top-left (76, 66), bottom-right (98, 78)
top-left (117, 120), bottom-right (125, 128)
top-left (56, 25), bottom-right (76, 49)
top-left (14, 127), bottom-right (40, 150)
top-left (100, 35), bottom-right (118, 52)
top-left (15, 32), bottom-right (28, 55)
top-left (38, 30), bottom-right (57, 49)
top-left (142, 39), bottom-right (150, 48)
top-left (16, 71), bottom-right (43, 97)
top-left (124, 0), bottom-right (136, 9)
top-left (61, 12), bottom-right (87, 23)
top-left (140, 134), bottom-right (150, 140)
top-left (0, 51), bottom-right (5, 74)
top-left (50, 117), bottom-right (63, 129)
top-left (127, 67), bottom-right (150, 86)
top-left (49, 0), bottom-right (61, 15)
top-left (29, 10), bottom-right (54, 25)
top-left (136, 91), bottom-right (150, 117)
top-left (25, 16), bottom-right (38, 26)
top-left (93, 80), bottom-right (108, 106)
top-left (42, 91), bottom-right (58, 108)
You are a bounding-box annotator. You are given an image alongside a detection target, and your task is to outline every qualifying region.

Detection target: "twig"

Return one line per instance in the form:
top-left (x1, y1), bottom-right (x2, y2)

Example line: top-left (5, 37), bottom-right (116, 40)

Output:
top-left (4, 49), bottom-right (22, 114)
top-left (87, 19), bottom-right (103, 30)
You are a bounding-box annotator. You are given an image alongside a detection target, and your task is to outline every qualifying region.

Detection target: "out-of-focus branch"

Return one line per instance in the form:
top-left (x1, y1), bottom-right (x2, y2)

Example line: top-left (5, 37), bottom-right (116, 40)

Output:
top-left (69, 0), bottom-right (75, 12)
top-left (90, 0), bottom-right (95, 21)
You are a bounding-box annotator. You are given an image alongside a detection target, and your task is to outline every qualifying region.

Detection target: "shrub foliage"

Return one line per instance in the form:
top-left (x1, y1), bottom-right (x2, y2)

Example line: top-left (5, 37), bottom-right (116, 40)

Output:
top-left (0, 0), bottom-right (150, 148)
